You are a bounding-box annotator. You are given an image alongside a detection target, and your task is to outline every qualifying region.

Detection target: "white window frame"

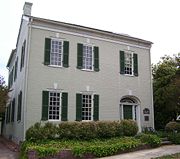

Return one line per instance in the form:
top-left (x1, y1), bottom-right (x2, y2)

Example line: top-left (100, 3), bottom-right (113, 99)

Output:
top-left (124, 52), bottom-right (134, 76)
top-left (48, 91), bottom-right (61, 121)
top-left (50, 38), bottom-right (63, 67)
top-left (82, 44), bottom-right (94, 71)
top-left (81, 93), bottom-right (93, 121)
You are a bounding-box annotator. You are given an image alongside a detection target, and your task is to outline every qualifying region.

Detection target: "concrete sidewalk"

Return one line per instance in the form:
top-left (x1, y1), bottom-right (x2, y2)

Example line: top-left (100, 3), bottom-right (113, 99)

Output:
top-left (0, 136), bottom-right (19, 159)
top-left (100, 145), bottom-right (180, 159)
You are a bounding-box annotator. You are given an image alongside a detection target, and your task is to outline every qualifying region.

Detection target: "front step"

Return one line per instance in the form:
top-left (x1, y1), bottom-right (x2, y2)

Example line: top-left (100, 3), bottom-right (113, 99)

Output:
top-left (161, 137), bottom-right (172, 145)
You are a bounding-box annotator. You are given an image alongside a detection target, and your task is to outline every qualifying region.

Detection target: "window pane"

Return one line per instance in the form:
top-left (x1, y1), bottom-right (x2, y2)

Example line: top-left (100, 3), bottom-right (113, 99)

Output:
top-left (82, 45), bottom-right (93, 70)
top-left (82, 94), bottom-right (92, 120)
top-left (50, 39), bottom-right (62, 66)
top-left (49, 91), bottom-right (60, 120)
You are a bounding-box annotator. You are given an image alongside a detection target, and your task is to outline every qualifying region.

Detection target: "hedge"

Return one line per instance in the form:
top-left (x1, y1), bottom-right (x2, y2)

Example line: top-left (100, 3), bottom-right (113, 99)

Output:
top-left (165, 121), bottom-right (180, 133)
top-left (26, 120), bottom-right (138, 141)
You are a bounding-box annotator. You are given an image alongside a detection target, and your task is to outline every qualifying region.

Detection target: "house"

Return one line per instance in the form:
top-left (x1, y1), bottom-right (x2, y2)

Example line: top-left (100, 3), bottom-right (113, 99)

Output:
top-left (4, 2), bottom-right (154, 143)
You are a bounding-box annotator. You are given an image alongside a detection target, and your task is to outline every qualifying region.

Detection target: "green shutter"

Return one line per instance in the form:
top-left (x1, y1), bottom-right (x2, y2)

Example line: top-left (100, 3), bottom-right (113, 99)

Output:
top-left (133, 53), bottom-right (138, 76)
top-left (77, 43), bottom-right (83, 69)
top-left (120, 51), bottom-right (125, 74)
top-left (63, 41), bottom-right (69, 68)
top-left (11, 98), bottom-right (15, 122)
top-left (76, 93), bottom-right (82, 121)
top-left (94, 46), bottom-right (99, 71)
top-left (123, 105), bottom-right (133, 119)
top-left (42, 91), bottom-right (49, 121)
top-left (93, 94), bottom-right (99, 121)
top-left (17, 91), bottom-right (22, 121)
top-left (44, 38), bottom-right (51, 65)
top-left (61, 92), bottom-right (68, 121)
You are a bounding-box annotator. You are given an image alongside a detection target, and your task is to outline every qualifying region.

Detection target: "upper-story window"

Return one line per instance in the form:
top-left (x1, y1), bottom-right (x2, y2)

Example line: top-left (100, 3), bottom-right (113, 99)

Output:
top-left (83, 45), bottom-right (93, 70)
top-left (44, 38), bottom-right (69, 67)
top-left (77, 43), bottom-right (99, 71)
top-left (20, 40), bottom-right (26, 71)
top-left (124, 53), bottom-right (133, 75)
top-left (51, 39), bottom-right (63, 66)
top-left (120, 51), bottom-right (138, 76)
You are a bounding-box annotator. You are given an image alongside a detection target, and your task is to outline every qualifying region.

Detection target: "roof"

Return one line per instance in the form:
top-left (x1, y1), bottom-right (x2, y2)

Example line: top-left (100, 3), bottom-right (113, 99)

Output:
top-left (30, 15), bottom-right (153, 45)
top-left (7, 49), bottom-right (16, 68)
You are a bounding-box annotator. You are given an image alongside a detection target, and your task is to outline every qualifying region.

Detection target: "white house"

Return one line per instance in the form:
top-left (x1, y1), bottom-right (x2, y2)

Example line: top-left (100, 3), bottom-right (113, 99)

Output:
top-left (4, 2), bottom-right (154, 143)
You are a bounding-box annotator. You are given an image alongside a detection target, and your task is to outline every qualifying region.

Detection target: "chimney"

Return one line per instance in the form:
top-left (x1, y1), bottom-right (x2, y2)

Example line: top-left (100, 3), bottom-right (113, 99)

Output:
top-left (23, 2), bottom-right (33, 16)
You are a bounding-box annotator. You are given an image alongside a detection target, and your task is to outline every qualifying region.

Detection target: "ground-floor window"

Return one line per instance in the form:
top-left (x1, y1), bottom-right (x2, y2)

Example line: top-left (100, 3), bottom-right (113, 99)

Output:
top-left (49, 91), bottom-right (61, 120)
top-left (82, 94), bottom-right (92, 121)
top-left (76, 93), bottom-right (99, 121)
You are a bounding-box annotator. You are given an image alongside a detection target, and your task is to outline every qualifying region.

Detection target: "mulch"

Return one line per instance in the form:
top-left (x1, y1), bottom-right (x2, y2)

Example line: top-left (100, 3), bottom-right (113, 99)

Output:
top-left (0, 135), bottom-right (20, 152)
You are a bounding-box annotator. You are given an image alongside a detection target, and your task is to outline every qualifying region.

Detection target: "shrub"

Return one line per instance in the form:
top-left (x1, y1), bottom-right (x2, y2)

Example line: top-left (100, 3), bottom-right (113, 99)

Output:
top-left (121, 120), bottom-right (138, 136)
top-left (165, 121), bottom-right (180, 133)
top-left (167, 132), bottom-right (180, 144)
top-left (136, 133), bottom-right (161, 147)
top-left (26, 123), bottom-right (44, 141)
top-left (26, 120), bottom-right (138, 141)
top-left (26, 122), bottom-right (57, 141)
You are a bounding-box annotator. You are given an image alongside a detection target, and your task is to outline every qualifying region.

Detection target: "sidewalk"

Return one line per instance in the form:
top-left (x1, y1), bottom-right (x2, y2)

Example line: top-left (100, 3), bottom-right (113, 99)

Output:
top-left (100, 145), bottom-right (180, 159)
top-left (0, 136), bottom-right (19, 159)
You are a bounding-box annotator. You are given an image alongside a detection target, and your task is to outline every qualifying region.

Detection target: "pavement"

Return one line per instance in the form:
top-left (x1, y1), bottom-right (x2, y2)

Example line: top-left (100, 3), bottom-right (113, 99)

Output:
top-left (100, 145), bottom-right (180, 159)
top-left (0, 136), bottom-right (19, 159)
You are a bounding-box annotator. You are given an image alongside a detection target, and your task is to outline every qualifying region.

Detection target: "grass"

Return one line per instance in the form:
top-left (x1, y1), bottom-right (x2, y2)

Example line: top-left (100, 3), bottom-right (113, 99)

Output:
top-left (152, 153), bottom-right (180, 159)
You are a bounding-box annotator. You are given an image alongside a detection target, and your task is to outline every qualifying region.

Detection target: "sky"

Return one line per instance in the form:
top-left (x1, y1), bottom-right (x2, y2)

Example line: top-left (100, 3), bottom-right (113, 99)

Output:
top-left (0, 0), bottom-right (180, 83)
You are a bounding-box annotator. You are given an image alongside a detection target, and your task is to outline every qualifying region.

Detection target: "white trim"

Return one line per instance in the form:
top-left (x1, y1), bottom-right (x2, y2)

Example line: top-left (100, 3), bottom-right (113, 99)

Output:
top-left (31, 25), bottom-right (151, 50)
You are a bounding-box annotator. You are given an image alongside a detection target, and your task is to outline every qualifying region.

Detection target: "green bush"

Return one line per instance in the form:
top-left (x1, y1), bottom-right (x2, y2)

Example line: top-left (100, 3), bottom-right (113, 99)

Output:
top-left (136, 133), bottom-right (161, 147)
top-left (121, 120), bottom-right (138, 136)
top-left (167, 132), bottom-right (180, 144)
top-left (26, 123), bottom-right (44, 141)
top-left (21, 137), bottom-right (142, 158)
top-left (26, 122), bottom-right (57, 141)
top-left (165, 121), bottom-right (180, 133)
top-left (26, 120), bottom-right (138, 141)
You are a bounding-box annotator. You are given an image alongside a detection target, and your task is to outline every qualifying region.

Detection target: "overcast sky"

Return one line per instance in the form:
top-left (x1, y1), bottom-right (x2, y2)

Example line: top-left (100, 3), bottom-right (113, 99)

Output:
top-left (0, 0), bottom-right (180, 83)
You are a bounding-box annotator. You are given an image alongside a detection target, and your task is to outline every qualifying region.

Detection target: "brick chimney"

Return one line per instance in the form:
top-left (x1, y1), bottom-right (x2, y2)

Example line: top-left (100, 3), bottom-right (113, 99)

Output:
top-left (23, 2), bottom-right (33, 16)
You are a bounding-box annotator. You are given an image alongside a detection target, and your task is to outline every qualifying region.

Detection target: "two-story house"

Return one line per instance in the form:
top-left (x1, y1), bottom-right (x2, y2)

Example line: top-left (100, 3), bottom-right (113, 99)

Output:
top-left (4, 2), bottom-right (154, 143)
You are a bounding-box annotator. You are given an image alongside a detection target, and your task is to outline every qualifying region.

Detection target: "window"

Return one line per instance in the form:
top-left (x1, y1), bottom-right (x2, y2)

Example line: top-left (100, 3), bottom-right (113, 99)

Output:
top-left (124, 53), bottom-right (133, 75)
top-left (82, 94), bottom-right (92, 120)
top-left (11, 98), bottom-right (15, 122)
top-left (50, 39), bottom-right (63, 66)
top-left (17, 91), bottom-right (22, 121)
top-left (44, 38), bottom-right (69, 67)
top-left (42, 91), bottom-right (68, 121)
top-left (120, 51), bottom-right (138, 76)
top-left (76, 93), bottom-right (99, 121)
top-left (77, 43), bottom-right (99, 71)
top-left (20, 40), bottom-right (26, 71)
top-left (49, 92), bottom-right (61, 120)
top-left (83, 45), bottom-right (93, 70)
top-left (14, 57), bottom-right (18, 81)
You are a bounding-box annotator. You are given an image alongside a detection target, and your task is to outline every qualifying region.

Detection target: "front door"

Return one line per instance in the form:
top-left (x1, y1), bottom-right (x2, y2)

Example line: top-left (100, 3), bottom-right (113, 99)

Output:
top-left (123, 105), bottom-right (133, 119)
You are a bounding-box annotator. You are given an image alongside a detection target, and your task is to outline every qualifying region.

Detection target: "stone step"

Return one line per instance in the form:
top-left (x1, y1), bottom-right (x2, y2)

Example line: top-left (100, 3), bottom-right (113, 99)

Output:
top-left (161, 140), bottom-right (172, 145)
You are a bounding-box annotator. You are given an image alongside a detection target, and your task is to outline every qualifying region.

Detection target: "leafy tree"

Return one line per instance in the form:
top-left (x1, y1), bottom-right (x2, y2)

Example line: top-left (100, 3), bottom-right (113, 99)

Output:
top-left (0, 75), bottom-right (9, 115)
top-left (153, 54), bottom-right (180, 130)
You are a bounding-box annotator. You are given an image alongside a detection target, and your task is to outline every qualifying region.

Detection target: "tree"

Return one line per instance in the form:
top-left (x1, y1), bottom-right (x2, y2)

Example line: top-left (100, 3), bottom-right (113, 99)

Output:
top-left (153, 54), bottom-right (180, 130)
top-left (0, 75), bottom-right (9, 115)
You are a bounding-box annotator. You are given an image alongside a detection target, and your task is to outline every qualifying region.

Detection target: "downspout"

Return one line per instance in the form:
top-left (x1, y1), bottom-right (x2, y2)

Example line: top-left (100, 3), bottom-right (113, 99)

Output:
top-left (23, 16), bottom-right (32, 141)
top-left (149, 47), bottom-right (155, 129)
